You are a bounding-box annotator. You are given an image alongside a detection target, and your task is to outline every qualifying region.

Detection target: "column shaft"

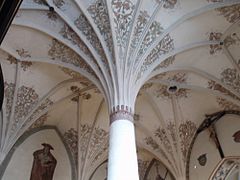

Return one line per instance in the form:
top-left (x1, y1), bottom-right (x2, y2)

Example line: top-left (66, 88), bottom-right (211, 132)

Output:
top-left (108, 108), bottom-right (139, 180)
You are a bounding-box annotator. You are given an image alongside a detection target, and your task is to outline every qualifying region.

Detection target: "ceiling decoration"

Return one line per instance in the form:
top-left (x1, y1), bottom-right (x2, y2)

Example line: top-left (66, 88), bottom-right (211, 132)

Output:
top-left (1, 0), bottom-right (240, 179)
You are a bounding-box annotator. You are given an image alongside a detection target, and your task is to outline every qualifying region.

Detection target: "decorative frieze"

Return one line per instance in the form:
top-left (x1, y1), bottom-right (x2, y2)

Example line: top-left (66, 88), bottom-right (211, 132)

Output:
top-left (47, 11), bottom-right (58, 21)
top-left (110, 105), bottom-right (134, 124)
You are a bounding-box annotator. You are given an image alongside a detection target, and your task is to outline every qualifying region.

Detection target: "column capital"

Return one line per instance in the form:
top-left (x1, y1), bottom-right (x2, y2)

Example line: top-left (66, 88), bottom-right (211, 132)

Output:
top-left (110, 105), bottom-right (134, 124)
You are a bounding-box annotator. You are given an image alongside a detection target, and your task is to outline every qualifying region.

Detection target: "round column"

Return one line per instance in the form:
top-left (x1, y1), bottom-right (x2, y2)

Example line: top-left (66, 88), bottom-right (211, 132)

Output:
top-left (107, 105), bottom-right (139, 180)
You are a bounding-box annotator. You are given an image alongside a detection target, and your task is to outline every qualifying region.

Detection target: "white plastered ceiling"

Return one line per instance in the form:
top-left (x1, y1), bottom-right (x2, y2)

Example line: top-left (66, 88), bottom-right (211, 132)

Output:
top-left (1, 0), bottom-right (240, 179)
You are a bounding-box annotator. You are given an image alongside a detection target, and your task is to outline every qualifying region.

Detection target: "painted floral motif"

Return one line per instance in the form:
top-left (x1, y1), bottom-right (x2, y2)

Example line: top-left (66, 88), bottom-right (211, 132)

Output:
top-left (63, 128), bottom-right (78, 166)
top-left (208, 80), bottom-right (240, 101)
top-left (53, 0), bottom-right (64, 8)
top-left (154, 56), bottom-right (175, 70)
top-left (60, 67), bottom-right (94, 88)
top-left (88, 127), bottom-right (108, 164)
top-left (14, 86), bottom-right (39, 121)
top-left (156, 0), bottom-right (178, 9)
top-left (9, 85), bottom-right (39, 134)
top-left (217, 4), bottom-right (240, 23)
top-left (47, 11), bottom-right (58, 21)
top-left (88, 0), bottom-right (114, 60)
top-left (79, 124), bottom-right (91, 162)
top-left (221, 67), bottom-right (240, 94)
top-left (59, 24), bottom-right (93, 60)
top-left (112, 0), bottom-right (135, 48)
top-left (48, 39), bottom-right (96, 77)
top-left (139, 34), bottom-right (174, 78)
top-left (16, 48), bottom-right (31, 59)
top-left (224, 33), bottom-right (239, 48)
top-left (4, 82), bottom-right (15, 120)
top-left (74, 13), bottom-right (108, 67)
top-left (154, 73), bottom-right (189, 99)
top-left (217, 97), bottom-right (240, 111)
top-left (29, 113), bottom-right (48, 130)
top-left (129, 11), bottom-right (150, 54)
top-left (144, 136), bottom-right (173, 171)
top-left (145, 137), bottom-right (160, 150)
top-left (167, 122), bottom-right (177, 149)
top-left (137, 21), bottom-right (164, 62)
top-left (138, 159), bottom-right (149, 180)
top-left (209, 32), bottom-right (222, 55)
top-left (179, 121), bottom-right (197, 162)
top-left (155, 127), bottom-right (174, 158)
top-left (6, 55), bottom-right (32, 71)
top-left (23, 98), bottom-right (53, 129)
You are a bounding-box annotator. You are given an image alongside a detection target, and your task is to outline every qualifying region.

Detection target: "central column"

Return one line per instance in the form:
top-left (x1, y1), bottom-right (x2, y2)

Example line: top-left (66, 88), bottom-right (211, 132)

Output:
top-left (108, 105), bottom-right (139, 180)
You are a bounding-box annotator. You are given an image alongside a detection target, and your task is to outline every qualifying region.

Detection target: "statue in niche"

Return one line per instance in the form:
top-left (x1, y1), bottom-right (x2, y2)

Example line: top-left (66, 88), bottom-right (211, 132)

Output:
top-left (30, 143), bottom-right (57, 180)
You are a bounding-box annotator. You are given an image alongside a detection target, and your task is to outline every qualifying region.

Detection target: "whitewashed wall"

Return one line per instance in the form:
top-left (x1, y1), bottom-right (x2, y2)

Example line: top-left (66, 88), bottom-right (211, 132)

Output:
top-left (2, 129), bottom-right (71, 180)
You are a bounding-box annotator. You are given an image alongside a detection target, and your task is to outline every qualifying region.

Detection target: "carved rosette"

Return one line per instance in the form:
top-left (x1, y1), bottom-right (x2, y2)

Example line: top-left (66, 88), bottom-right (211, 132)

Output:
top-left (110, 105), bottom-right (134, 124)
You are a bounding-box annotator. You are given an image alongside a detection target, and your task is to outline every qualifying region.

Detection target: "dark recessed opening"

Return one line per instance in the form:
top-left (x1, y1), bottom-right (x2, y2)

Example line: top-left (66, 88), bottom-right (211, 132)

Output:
top-left (49, 6), bottom-right (54, 12)
top-left (233, 33), bottom-right (237, 36)
top-left (168, 85), bottom-right (178, 93)
top-left (220, 41), bottom-right (224, 46)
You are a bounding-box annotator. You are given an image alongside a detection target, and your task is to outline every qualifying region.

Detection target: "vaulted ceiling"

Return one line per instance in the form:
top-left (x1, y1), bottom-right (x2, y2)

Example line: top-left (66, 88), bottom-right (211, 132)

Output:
top-left (1, 0), bottom-right (240, 179)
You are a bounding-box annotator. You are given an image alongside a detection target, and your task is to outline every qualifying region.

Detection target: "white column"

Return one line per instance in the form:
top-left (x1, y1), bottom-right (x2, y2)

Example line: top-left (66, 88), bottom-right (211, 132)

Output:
top-left (108, 106), bottom-right (139, 180)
